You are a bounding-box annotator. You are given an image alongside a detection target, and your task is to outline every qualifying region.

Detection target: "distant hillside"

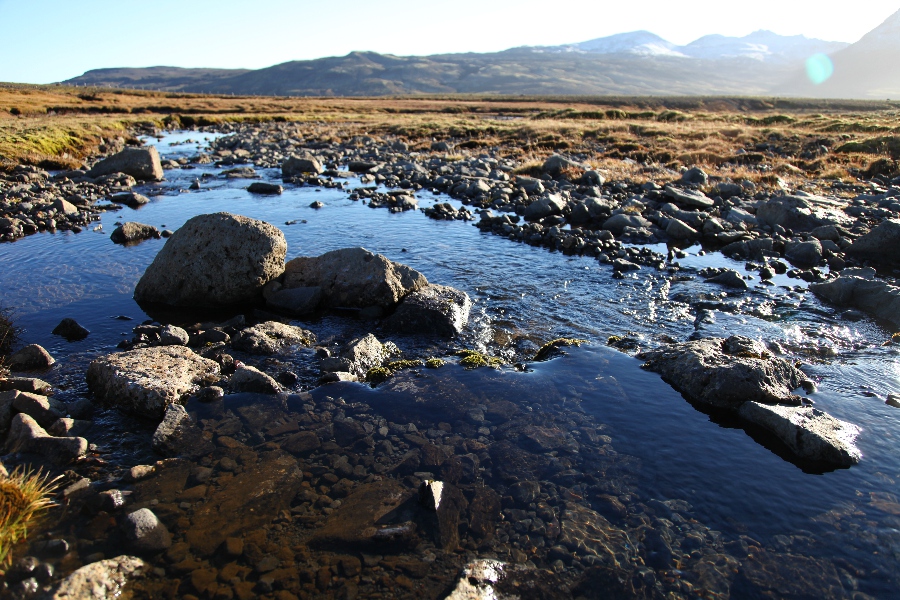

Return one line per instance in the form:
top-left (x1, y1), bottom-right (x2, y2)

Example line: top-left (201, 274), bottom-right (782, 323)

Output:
top-left (65, 66), bottom-right (251, 92)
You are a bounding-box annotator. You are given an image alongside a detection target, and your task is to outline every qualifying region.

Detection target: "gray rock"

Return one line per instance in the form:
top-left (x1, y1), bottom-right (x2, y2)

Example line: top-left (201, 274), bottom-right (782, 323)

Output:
top-left (705, 269), bottom-right (748, 289)
top-left (602, 213), bottom-right (651, 236)
top-left (11, 390), bottom-right (67, 427)
top-left (524, 194), bottom-right (567, 221)
top-left (385, 284), bottom-right (472, 337)
top-left (230, 365), bottom-right (283, 394)
top-left (86, 346), bottom-right (220, 419)
top-left (341, 334), bottom-right (386, 378)
top-left (785, 239), bottom-right (823, 268)
top-left (134, 213), bottom-right (286, 307)
top-left (152, 403), bottom-right (214, 458)
top-left (887, 393), bottom-right (900, 408)
top-left (810, 272), bottom-right (900, 329)
top-left (52, 318), bottom-right (89, 341)
top-left (283, 247), bottom-right (428, 309)
top-left (231, 321), bottom-right (316, 355)
top-left (639, 336), bottom-right (808, 410)
top-left (680, 167), bottom-right (709, 185)
top-left (247, 182), bottom-right (283, 194)
top-left (45, 556), bottom-right (145, 600)
top-left (121, 508), bottom-right (172, 553)
top-left (52, 198), bottom-right (79, 215)
top-left (542, 154), bottom-right (586, 175)
top-left (8, 344), bottom-right (55, 371)
top-left (87, 147), bottom-right (164, 181)
top-left (810, 225), bottom-right (841, 242)
top-left (664, 185), bottom-right (714, 208)
top-left (282, 153), bottom-right (323, 177)
top-left (4, 413), bottom-right (87, 465)
top-left (110, 222), bottom-right (159, 245)
top-left (847, 219), bottom-right (900, 265)
top-left (665, 218), bottom-right (699, 240)
top-left (266, 286), bottom-right (323, 316)
top-left (516, 176), bottom-right (545, 194)
top-left (738, 402), bottom-right (861, 467)
top-left (158, 325), bottom-right (189, 346)
top-left (112, 192), bottom-right (150, 208)
top-left (756, 195), bottom-right (849, 232)
top-left (0, 377), bottom-right (52, 395)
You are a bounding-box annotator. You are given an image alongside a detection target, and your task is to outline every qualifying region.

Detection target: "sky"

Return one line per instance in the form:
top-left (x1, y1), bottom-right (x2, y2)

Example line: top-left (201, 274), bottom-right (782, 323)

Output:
top-left (1, 0), bottom-right (898, 84)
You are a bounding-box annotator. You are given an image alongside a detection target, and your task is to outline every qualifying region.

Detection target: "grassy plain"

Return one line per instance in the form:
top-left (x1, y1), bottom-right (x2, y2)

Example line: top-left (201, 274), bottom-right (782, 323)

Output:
top-left (1, 83), bottom-right (899, 188)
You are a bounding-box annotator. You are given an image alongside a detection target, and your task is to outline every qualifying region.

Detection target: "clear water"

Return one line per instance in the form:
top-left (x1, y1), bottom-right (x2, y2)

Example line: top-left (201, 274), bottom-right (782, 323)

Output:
top-left (2, 132), bottom-right (899, 596)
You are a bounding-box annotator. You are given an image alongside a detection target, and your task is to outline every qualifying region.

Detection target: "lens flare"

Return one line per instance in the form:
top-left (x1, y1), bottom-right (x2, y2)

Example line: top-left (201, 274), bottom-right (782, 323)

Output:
top-left (806, 53), bottom-right (834, 85)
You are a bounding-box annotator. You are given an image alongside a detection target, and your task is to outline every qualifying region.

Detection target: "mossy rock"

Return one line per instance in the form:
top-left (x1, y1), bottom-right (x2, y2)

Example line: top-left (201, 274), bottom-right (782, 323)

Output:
top-left (456, 349), bottom-right (502, 369)
top-left (533, 338), bottom-right (588, 362)
top-left (365, 366), bottom-right (393, 384)
top-left (424, 358), bottom-right (445, 369)
top-left (386, 359), bottom-right (423, 371)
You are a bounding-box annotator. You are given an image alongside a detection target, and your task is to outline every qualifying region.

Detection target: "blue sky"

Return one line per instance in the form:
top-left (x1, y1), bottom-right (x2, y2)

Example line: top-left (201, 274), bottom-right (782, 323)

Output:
top-left (1, 0), bottom-right (897, 84)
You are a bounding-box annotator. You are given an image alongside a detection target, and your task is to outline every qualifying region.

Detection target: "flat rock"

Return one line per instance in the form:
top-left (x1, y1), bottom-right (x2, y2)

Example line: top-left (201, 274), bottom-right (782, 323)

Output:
top-left (756, 194), bottom-right (849, 232)
top-left (4, 413), bottom-right (87, 465)
top-left (664, 185), bottom-right (715, 208)
top-left (112, 191), bottom-right (150, 207)
top-left (385, 283), bottom-right (472, 337)
top-left (152, 403), bottom-right (215, 458)
top-left (11, 389), bottom-right (67, 427)
top-left (87, 147), bottom-right (164, 181)
top-left (558, 502), bottom-right (636, 566)
top-left (283, 247), bottom-right (428, 309)
top-left (738, 402), bottom-right (861, 466)
top-left (0, 377), bottom-right (52, 395)
top-left (86, 346), bottom-right (220, 419)
top-left (134, 212), bottom-right (286, 307)
top-left (847, 219), bottom-right (900, 265)
top-left (110, 222), bottom-right (159, 245)
top-left (45, 556), bottom-right (145, 600)
top-left (602, 213), bottom-right (651, 236)
top-left (665, 218), bottom-right (699, 239)
top-left (247, 182), bottom-right (283, 194)
top-left (231, 321), bottom-right (315, 355)
top-left (8, 344), bottom-right (55, 371)
top-left (810, 270), bottom-right (900, 329)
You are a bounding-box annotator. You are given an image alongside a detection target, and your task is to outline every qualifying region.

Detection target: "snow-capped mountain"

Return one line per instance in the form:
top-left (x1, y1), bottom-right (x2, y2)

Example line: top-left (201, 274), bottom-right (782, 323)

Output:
top-left (571, 31), bottom-right (686, 57)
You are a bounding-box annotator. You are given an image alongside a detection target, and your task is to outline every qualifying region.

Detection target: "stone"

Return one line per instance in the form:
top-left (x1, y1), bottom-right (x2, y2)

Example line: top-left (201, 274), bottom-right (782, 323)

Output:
top-left (247, 182), bottom-right (283, 194)
top-left (87, 147), bottom-right (164, 181)
top-left (509, 481), bottom-right (541, 505)
top-left (152, 403), bottom-right (215, 458)
top-left (341, 334), bottom-right (386, 378)
top-left (542, 154), bottom-right (587, 175)
top-left (785, 239), bottom-right (823, 268)
top-left (810, 271), bottom-right (900, 329)
top-left (230, 365), bottom-right (282, 394)
top-left (51, 318), bottom-right (89, 341)
top-left (639, 336), bottom-right (809, 410)
top-left (231, 321), bottom-right (315, 355)
top-left (602, 213), bottom-right (651, 236)
top-left (738, 402), bottom-right (861, 467)
top-left (45, 556), bottom-right (145, 600)
top-left (0, 377), bottom-right (52, 395)
top-left (524, 194), bottom-right (567, 221)
top-left (121, 508), bottom-right (172, 553)
top-left (11, 390), bottom-right (67, 427)
top-left (283, 247), bottom-right (428, 309)
top-left (385, 284), bottom-right (472, 337)
top-left (680, 167), bottom-right (709, 185)
top-left (158, 324), bottom-right (189, 346)
top-left (665, 218), bottom-right (699, 240)
top-left (86, 346), bottom-right (220, 419)
top-left (282, 153), bottom-right (323, 177)
top-left (755, 195), bottom-right (849, 232)
top-left (52, 198), bottom-right (79, 215)
top-left (112, 192), bottom-right (150, 207)
top-left (887, 393), bottom-right (900, 408)
top-left (8, 344), bottom-right (55, 371)
top-left (558, 503), bottom-right (636, 566)
top-left (134, 213), bottom-right (286, 307)
top-left (4, 413), bottom-right (87, 465)
top-left (266, 286), bottom-right (323, 316)
top-left (705, 269), bottom-right (748, 289)
top-left (847, 219), bottom-right (900, 265)
top-left (664, 185), bottom-right (714, 208)
top-left (110, 222), bottom-right (159, 245)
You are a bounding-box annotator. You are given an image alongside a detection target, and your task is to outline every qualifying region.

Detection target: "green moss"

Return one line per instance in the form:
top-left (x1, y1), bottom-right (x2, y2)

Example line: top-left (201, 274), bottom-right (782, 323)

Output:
top-left (386, 359), bottom-right (423, 371)
top-left (607, 335), bottom-right (624, 345)
top-left (533, 338), bottom-right (588, 362)
top-left (835, 136), bottom-right (900, 159)
top-left (456, 349), bottom-right (502, 369)
top-left (425, 358), bottom-right (445, 369)
top-left (365, 366), bottom-right (393, 384)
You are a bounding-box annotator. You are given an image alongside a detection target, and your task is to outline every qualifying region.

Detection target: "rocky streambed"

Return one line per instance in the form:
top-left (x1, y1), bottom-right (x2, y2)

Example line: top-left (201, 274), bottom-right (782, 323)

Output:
top-left (0, 126), bottom-right (899, 599)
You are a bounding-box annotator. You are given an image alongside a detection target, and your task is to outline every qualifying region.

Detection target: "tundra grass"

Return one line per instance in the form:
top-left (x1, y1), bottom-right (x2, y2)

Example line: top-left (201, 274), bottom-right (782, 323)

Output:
top-left (0, 467), bottom-right (60, 572)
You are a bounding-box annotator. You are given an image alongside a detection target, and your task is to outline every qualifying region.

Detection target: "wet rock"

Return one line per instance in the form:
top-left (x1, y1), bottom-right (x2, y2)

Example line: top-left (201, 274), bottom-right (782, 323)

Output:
top-left (265, 285), bottom-right (323, 315)
top-left (45, 556), bottom-right (146, 600)
top-left (639, 336), bottom-right (807, 410)
top-left (152, 403), bottom-right (215, 458)
top-left (887, 393), bottom-right (900, 408)
top-left (281, 430), bottom-right (321, 455)
top-left (87, 147), bottom-right (164, 181)
top-left (8, 344), bottom-right (55, 371)
top-left (732, 549), bottom-right (847, 600)
top-left (230, 365), bottom-right (283, 394)
top-left (558, 503), bottom-right (636, 567)
top-left (509, 480), bottom-right (541, 505)
top-left (705, 269), bottom-right (749, 290)
top-left (602, 213), bottom-right (651, 236)
top-left (231, 321), bottom-right (315, 354)
top-left (341, 334), bottom-right (387, 378)
top-left (0, 377), bottom-right (52, 395)
top-left (121, 508), bottom-right (172, 553)
top-left (282, 153), bottom-right (324, 177)
top-left (738, 402), bottom-right (862, 466)
top-left (665, 218), bottom-right (699, 240)
top-left (664, 185), bottom-right (714, 208)
top-left (247, 182), bottom-right (283, 194)
top-left (87, 346), bottom-right (220, 419)
top-left (385, 283), bottom-right (472, 337)
top-left (110, 222), bottom-right (159, 244)
top-left (4, 413), bottom-right (87, 465)
top-left (112, 191), bottom-right (150, 207)
top-left (52, 318), bottom-right (90, 341)
top-left (785, 239), bottom-right (823, 268)
top-left (847, 218), bottom-right (900, 265)
top-left (282, 247), bottom-right (428, 309)
top-left (134, 212), bottom-right (286, 307)
top-left (810, 269), bottom-right (900, 329)
top-left (158, 324), bottom-right (189, 346)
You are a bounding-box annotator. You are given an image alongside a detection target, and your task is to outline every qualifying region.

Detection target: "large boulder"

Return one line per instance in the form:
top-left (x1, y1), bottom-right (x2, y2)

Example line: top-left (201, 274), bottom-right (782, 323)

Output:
top-left (756, 195), bottom-right (849, 232)
top-left (45, 556), bottom-right (145, 600)
top-left (524, 194), bottom-right (567, 221)
top-left (8, 344), bottom-right (55, 371)
top-left (638, 336), bottom-right (809, 410)
top-left (282, 247), bottom-right (428, 309)
top-left (134, 213), bottom-right (286, 307)
top-left (86, 346), bottom-right (220, 419)
top-left (4, 413), bottom-right (87, 465)
top-left (738, 402), bottom-right (861, 466)
top-left (810, 268), bottom-right (900, 329)
top-left (385, 284), bottom-right (472, 337)
top-left (784, 239), bottom-right (823, 268)
top-left (87, 147), bottom-right (164, 181)
top-left (847, 219), bottom-right (900, 265)
top-left (282, 153), bottom-right (323, 177)
top-left (602, 213), bottom-right (652, 236)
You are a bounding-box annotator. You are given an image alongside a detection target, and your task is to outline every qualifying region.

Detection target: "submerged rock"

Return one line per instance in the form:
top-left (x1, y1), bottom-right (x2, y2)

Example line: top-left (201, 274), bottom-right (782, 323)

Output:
top-left (121, 508), bottom-right (172, 553)
top-left (341, 333), bottom-right (387, 378)
top-left (4, 413), bottom-right (87, 465)
top-left (810, 268), bottom-right (900, 329)
top-left (87, 147), bottom-right (164, 181)
top-left (52, 317), bottom-right (90, 341)
top-left (45, 556), bottom-right (145, 600)
top-left (152, 403), bottom-right (214, 458)
top-left (134, 212), bottom-right (286, 307)
top-left (385, 283), bottom-right (472, 337)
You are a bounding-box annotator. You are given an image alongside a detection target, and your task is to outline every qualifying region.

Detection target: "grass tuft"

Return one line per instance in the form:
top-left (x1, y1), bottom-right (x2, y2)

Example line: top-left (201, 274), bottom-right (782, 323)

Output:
top-left (0, 467), bottom-right (60, 572)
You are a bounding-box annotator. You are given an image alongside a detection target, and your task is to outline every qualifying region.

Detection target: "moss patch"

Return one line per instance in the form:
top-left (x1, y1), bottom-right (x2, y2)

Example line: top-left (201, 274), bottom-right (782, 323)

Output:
top-left (456, 349), bottom-right (502, 369)
top-left (425, 358), bottom-right (445, 369)
top-left (533, 338), bottom-right (588, 362)
top-left (365, 366), bottom-right (393, 384)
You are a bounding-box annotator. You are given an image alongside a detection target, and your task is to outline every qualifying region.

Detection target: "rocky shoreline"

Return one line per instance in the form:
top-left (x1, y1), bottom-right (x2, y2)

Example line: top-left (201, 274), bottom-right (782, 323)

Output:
top-left (1, 123), bottom-right (898, 598)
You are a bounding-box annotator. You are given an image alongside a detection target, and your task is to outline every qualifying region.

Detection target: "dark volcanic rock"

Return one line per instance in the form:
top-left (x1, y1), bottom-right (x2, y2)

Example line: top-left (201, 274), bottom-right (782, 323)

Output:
top-left (110, 222), bottom-right (159, 245)
top-left (51, 318), bottom-right (90, 341)
top-left (810, 268), bottom-right (900, 329)
top-left (385, 283), bottom-right (472, 337)
top-left (847, 219), bottom-right (900, 265)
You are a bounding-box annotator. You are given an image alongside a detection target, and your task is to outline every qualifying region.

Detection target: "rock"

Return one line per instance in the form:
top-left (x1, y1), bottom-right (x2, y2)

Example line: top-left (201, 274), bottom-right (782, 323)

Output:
top-left (45, 556), bottom-right (145, 600)
top-left (87, 147), bottom-right (164, 181)
top-left (134, 213), bottom-right (286, 307)
top-left (158, 324), bottom-right (189, 346)
top-left (121, 508), bottom-right (172, 553)
top-left (0, 390), bottom-right (16, 438)
top-left (732, 549), bottom-right (847, 600)
top-left (509, 481), bottom-right (540, 504)
top-left (602, 213), bottom-right (651, 236)
top-left (231, 321), bottom-right (315, 355)
top-left (110, 222), bottom-right (159, 245)
top-left (112, 192), bottom-right (150, 208)
top-left (738, 402), bottom-right (861, 466)
top-left (282, 153), bottom-right (323, 177)
top-left (281, 430), bottom-right (321, 454)
top-left (665, 218), bottom-right (699, 240)
top-left (51, 318), bottom-right (90, 341)
top-left (283, 247), bottom-right (428, 309)
top-left (756, 195), bottom-right (848, 232)
top-left (705, 269), bottom-right (748, 289)
top-left (152, 403), bottom-right (215, 458)
top-left (8, 344), bottom-right (55, 371)
top-left (348, 161), bottom-right (378, 172)
top-left (847, 219), bottom-right (900, 265)
top-left (11, 390), bottom-right (67, 427)
top-left (0, 377), bottom-right (52, 395)
top-left (4, 413), bottom-right (87, 465)
top-left (86, 346), bottom-right (220, 419)
top-left (639, 336), bottom-right (808, 410)
top-left (785, 239), bottom-right (823, 268)
top-left (516, 176), bottom-right (545, 194)
top-left (524, 194), bottom-right (567, 221)
top-left (265, 285), bottom-right (323, 315)
top-left (810, 225), bottom-right (841, 242)
top-left (444, 560), bottom-right (508, 600)
top-left (680, 167), bottom-right (709, 185)
top-left (887, 393), bottom-right (900, 408)
top-left (52, 198), bottom-right (79, 215)
top-left (558, 502), bottom-right (636, 565)
top-left (247, 182), bottom-right (283, 194)
top-left (810, 272), bottom-right (900, 329)
top-left (384, 284), bottom-right (471, 337)
top-left (341, 334), bottom-right (386, 378)
top-left (231, 365), bottom-right (283, 394)
top-left (543, 154), bottom-right (587, 175)
top-left (664, 185), bottom-right (714, 208)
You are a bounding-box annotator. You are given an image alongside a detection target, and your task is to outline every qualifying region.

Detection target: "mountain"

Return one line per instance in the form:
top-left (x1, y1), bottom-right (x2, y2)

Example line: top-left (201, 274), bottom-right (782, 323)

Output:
top-left (64, 66), bottom-right (252, 92)
top-left (777, 9), bottom-right (900, 98)
top-left (566, 31), bottom-right (685, 57)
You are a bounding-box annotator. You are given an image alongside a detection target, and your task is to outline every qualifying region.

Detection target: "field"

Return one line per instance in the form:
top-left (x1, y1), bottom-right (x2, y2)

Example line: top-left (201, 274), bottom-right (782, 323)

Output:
top-left (1, 83), bottom-right (899, 190)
